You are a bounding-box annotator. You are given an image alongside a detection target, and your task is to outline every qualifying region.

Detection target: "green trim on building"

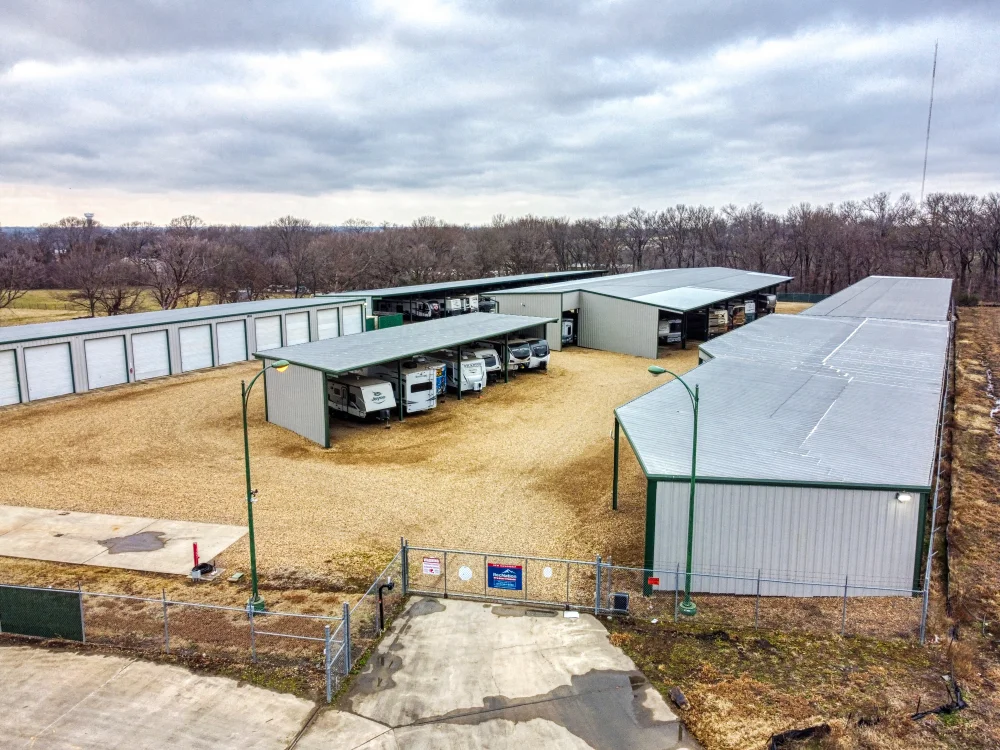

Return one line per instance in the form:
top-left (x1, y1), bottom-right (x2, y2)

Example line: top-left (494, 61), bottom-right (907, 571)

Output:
top-left (913, 491), bottom-right (929, 591)
top-left (643, 478), bottom-right (656, 596)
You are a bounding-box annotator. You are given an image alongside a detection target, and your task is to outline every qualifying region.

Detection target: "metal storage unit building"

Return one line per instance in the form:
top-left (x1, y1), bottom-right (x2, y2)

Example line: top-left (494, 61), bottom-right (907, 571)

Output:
top-left (493, 267), bottom-right (792, 357)
top-left (327, 269), bottom-right (606, 314)
top-left (0, 296), bottom-right (366, 406)
top-left (613, 276), bottom-right (953, 597)
top-left (257, 313), bottom-right (554, 447)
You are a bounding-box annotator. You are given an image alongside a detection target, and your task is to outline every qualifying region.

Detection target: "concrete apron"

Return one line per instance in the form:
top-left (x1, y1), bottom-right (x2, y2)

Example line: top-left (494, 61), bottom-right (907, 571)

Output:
top-left (298, 597), bottom-right (700, 750)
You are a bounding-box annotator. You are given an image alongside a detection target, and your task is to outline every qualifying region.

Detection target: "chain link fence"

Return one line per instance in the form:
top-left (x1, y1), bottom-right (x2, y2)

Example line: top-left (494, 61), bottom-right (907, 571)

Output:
top-left (403, 543), bottom-right (926, 640)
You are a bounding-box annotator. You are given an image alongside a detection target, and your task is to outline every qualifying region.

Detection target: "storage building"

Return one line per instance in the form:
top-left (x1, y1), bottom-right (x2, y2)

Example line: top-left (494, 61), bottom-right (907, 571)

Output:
top-left (492, 267), bottom-right (792, 357)
top-left (326, 269), bottom-right (605, 316)
top-left (613, 275), bottom-right (953, 596)
top-left (0, 297), bottom-right (366, 406)
top-left (257, 312), bottom-right (553, 447)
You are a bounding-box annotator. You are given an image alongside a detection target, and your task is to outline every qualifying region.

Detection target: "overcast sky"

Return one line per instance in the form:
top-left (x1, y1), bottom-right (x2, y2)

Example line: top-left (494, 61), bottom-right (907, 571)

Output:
top-left (2, 0), bottom-right (997, 226)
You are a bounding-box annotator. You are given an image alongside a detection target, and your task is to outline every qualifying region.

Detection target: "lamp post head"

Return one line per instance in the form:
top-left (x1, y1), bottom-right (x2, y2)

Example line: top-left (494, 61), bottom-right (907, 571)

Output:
top-left (272, 359), bottom-right (290, 373)
top-left (648, 365), bottom-right (667, 376)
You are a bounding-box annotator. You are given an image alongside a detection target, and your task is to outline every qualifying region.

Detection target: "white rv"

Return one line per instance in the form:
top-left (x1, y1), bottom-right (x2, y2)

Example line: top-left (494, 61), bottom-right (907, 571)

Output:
top-left (430, 350), bottom-right (487, 393)
top-left (478, 338), bottom-right (531, 371)
top-left (437, 298), bottom-right (463, 316)
top-left (462, 294), bottom-right (479, 312)
top-left (369, 361), bottom-right (437, 414)
top-left (466, 345), bottom-right (502, 381)
top-left (523, 338), bottom-right (551, 370)
top-left (405, 355), bottom-right (448, 396)
top-left (561, 319), bottom-right (575, 345)
top-left (327, 375), bottom-right (396, 421)
top-left (657, 318), bottom-right (682, 344)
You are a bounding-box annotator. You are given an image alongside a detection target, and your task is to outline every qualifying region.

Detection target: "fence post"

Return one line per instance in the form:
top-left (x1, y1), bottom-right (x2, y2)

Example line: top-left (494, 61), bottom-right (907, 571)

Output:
top-left (919, 580), bottom-right (930, 645)
top-left (674, 564), bottom-right (679, 623)
top-left (753, 570), bottom-right (761, 629)
top-left (523, 558), bottom-right (528, 602)
top-left (400, 537), bottom-right (409, 595)
top-left (594, 555), bottom-right (602, 614)
top-left (841, 576), bottom-right (849, 636)
top-left (78, 583), bottom-right (86, 645)
top-left (443, 552), bottom-right (448, 599)
top-left (342, 602), bottom-right (351, 675)
top-left (324, 624), bottom-right (333, 704)
top-left (565, 561), bottom-right (570, 609)
top-left (162, 589), bottom-right (170, 653)
top-left (248, 603), bottom-right (257, 663)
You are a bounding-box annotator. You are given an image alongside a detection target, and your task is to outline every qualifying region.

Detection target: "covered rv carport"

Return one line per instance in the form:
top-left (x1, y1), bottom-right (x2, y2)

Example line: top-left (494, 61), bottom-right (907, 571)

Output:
top-left (493, 268), bottom-right (792, 358)
top-left (256, 313), bottom-right (555, 447)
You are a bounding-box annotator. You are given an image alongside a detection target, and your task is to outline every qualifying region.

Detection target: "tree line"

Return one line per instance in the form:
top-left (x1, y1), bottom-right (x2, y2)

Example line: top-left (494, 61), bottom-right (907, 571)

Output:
top-left (1, 190), bottom-right (998, 315)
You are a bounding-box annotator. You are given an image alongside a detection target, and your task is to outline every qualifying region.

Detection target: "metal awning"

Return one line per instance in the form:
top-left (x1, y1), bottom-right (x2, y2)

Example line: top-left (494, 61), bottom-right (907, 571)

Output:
top-left (254, 313), bottom-right (554, 374)
top-left (323, 270), bottom-right (605, 300)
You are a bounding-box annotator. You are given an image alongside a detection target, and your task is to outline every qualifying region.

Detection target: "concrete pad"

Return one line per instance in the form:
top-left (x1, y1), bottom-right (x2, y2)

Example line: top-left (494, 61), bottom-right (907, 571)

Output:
top-left (86, 519), bottom-right (247, 574)
top-left (295, 710), bottom-right (397, 749)
top-left (0, 506), bottom-right (56, 535)
top-left (0, 505), bottom-right (246, 575)
top-left (332, 598), bottom-right (699, 750)
top-left (0, 645), bottom-right (314, 750)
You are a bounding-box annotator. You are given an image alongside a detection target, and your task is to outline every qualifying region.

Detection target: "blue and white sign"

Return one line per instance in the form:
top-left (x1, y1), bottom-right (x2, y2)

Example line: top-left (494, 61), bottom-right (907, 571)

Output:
top-left (487, 563), bottom-right (523, 591)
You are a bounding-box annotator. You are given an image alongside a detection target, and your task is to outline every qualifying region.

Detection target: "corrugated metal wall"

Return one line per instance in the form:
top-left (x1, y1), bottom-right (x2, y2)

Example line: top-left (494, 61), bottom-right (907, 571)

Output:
top-left (578, 293), bottom-right (659, 359)
top-left (495, 294), bottom-right (563, 350)
top-left (652, 482), bottom-right (920, 596)
top-left (262, 362), bottom-right (328, 447)
top-left (0, 301), bottom-right (358, 406)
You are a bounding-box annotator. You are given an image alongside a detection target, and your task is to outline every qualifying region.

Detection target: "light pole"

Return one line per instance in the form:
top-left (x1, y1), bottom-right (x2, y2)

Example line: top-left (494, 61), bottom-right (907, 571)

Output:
top-left (648, 365), bottom-right (699, 616)
top-left (242, 359), bottom-right (289, 612)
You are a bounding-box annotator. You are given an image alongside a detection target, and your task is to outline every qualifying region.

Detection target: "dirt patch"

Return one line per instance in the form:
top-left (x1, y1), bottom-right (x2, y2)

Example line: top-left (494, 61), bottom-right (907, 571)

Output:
top-left (0, 346), bottom-right (672, 590)
top-left (775, 302), bottom-right (814, 314)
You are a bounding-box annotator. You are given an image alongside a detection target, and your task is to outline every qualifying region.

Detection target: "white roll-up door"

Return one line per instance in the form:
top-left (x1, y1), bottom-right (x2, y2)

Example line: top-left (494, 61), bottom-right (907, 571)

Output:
top-left (254, 316), bottom-right (282, 351)
top-left (84, 336), bottom-right (128, 389)
top-left (343, 305), bottom-right (364, 335)
top-left (0, 350), bottom-right (20, 405)
top-left (132, 330), bottom-right (170, 380)
top-left (285, 312), bottom-right (310, 345)
top-left (317, 309), bottom-right (340, 340)
top-left (24, 343), bottom-right (73, 400)
top-left (216, 320), bottom-right (248, 364)
top-left (179, 325), bottom-right (213, 372)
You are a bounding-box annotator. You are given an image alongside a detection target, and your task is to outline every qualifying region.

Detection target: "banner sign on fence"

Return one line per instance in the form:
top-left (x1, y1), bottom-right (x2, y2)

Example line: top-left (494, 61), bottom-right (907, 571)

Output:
top-left (647, 577), bottom-right (660, 586)
top-left (422, 557), bottom-right (441, 576)
top-left (487, 563), bottom-right (523, 590)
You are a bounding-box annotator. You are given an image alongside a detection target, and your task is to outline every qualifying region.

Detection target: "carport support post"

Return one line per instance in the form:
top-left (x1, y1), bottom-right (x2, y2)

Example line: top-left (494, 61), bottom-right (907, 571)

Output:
top-left (612, 419), bottom-right (620, 511)
top-left (457, 345), bottom-right (463, 400)
top-left (503, 334), bottom-right (510, 384)
top-left (397, 360), bottom-right (404, 422)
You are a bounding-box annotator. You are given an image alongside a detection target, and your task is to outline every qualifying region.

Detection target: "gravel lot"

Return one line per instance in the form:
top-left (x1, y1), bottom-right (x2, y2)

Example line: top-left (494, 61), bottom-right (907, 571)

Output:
top-left (0, 345), bottom-right (698, 586)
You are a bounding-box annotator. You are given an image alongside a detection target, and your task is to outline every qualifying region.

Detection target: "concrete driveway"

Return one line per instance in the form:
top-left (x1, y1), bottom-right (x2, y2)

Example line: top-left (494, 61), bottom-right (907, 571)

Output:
top-left (1, 646), bottom-right (313, 749)
top-left (298, 597), bottom-right (699, 749)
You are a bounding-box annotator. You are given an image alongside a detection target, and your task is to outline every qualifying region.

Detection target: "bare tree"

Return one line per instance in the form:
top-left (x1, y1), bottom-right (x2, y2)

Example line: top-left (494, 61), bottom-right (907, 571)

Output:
top-left (0, 234), bottom-right (40, 309)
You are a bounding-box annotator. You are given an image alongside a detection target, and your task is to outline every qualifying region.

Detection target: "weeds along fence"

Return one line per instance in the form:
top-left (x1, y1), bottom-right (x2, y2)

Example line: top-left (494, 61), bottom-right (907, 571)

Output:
top-left (402, 543), bottom-right (926, 641)
top-left (0, 548), bottom-right (406, 703)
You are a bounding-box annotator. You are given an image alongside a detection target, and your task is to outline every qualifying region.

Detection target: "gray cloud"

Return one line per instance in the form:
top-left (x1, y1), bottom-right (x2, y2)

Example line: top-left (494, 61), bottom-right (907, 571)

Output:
top-left (1, 0), bottom-right (997, 222)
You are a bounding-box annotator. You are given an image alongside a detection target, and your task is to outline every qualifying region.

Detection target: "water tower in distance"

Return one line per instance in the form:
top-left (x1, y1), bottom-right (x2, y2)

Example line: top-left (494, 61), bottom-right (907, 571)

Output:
top-left (84, 212), bottom-right (95, 227)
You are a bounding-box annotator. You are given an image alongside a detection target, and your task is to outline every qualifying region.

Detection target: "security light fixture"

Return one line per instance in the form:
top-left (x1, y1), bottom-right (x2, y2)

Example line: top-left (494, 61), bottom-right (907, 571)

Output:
top-left (896, 492), bottom-right (913, 503)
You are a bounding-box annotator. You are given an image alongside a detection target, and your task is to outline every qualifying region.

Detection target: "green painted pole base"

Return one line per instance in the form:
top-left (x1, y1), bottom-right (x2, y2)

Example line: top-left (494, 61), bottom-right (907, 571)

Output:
top-left (249, 594), bottom-right (266, 613)
top-left (678, 598), bottom-right (697, 617)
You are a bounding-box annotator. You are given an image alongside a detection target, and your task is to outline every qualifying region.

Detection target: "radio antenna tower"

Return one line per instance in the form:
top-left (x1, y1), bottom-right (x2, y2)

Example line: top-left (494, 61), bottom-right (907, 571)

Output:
top-left (919, 42), bottom-right (939, 204)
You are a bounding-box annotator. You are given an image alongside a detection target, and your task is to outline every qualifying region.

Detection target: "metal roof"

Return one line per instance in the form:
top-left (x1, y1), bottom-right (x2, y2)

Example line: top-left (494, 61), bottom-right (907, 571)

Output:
top-left (802, 276), bottom-right (952, 321)
top-left (617, 311), bottom-right (949, 490)
top-left (327, 270), bottom-right (605, 300)
top-left (0, 296), bottom-right (364, 346)
top-left (254, 313), bottom-right (554, 374)
top-left (491, 267), bottom-right (792, 312)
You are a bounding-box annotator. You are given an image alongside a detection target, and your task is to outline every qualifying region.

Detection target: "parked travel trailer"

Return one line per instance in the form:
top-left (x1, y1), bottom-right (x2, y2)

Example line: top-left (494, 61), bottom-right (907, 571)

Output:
top-left (406, 355), bottom-right (448, 396)
top-left (478, 338), bottom-right (532, 371)
top-left (523, 338), bottom-right (551, 370)
top-left (462, 294), bottom-right (479, 312)
top-left (327, 375), bottom-right (396, 421)
top-left (657, 318), bottom-right (682, 344)
top-left (430, 349), bottom-right (487, 393)
top-left (466, 345), bottom-right (502, 382)
top-left (376, 299), bottom-right (434, 320)
top-left (436, 298), bottom-right (464, 316)
top-left (369, 361), bottom-right (437, 414)
top-left (478, 296), bottom-right (498, 313)
top-left (561, 318), bottom-right (575, 345)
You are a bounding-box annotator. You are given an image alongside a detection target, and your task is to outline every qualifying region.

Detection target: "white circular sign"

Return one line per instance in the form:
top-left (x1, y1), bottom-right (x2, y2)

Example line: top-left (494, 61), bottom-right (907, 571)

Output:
top-left (542, 566), bottom-right (553, 579)
top-left (458, 566), bottom-right (473, 581)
